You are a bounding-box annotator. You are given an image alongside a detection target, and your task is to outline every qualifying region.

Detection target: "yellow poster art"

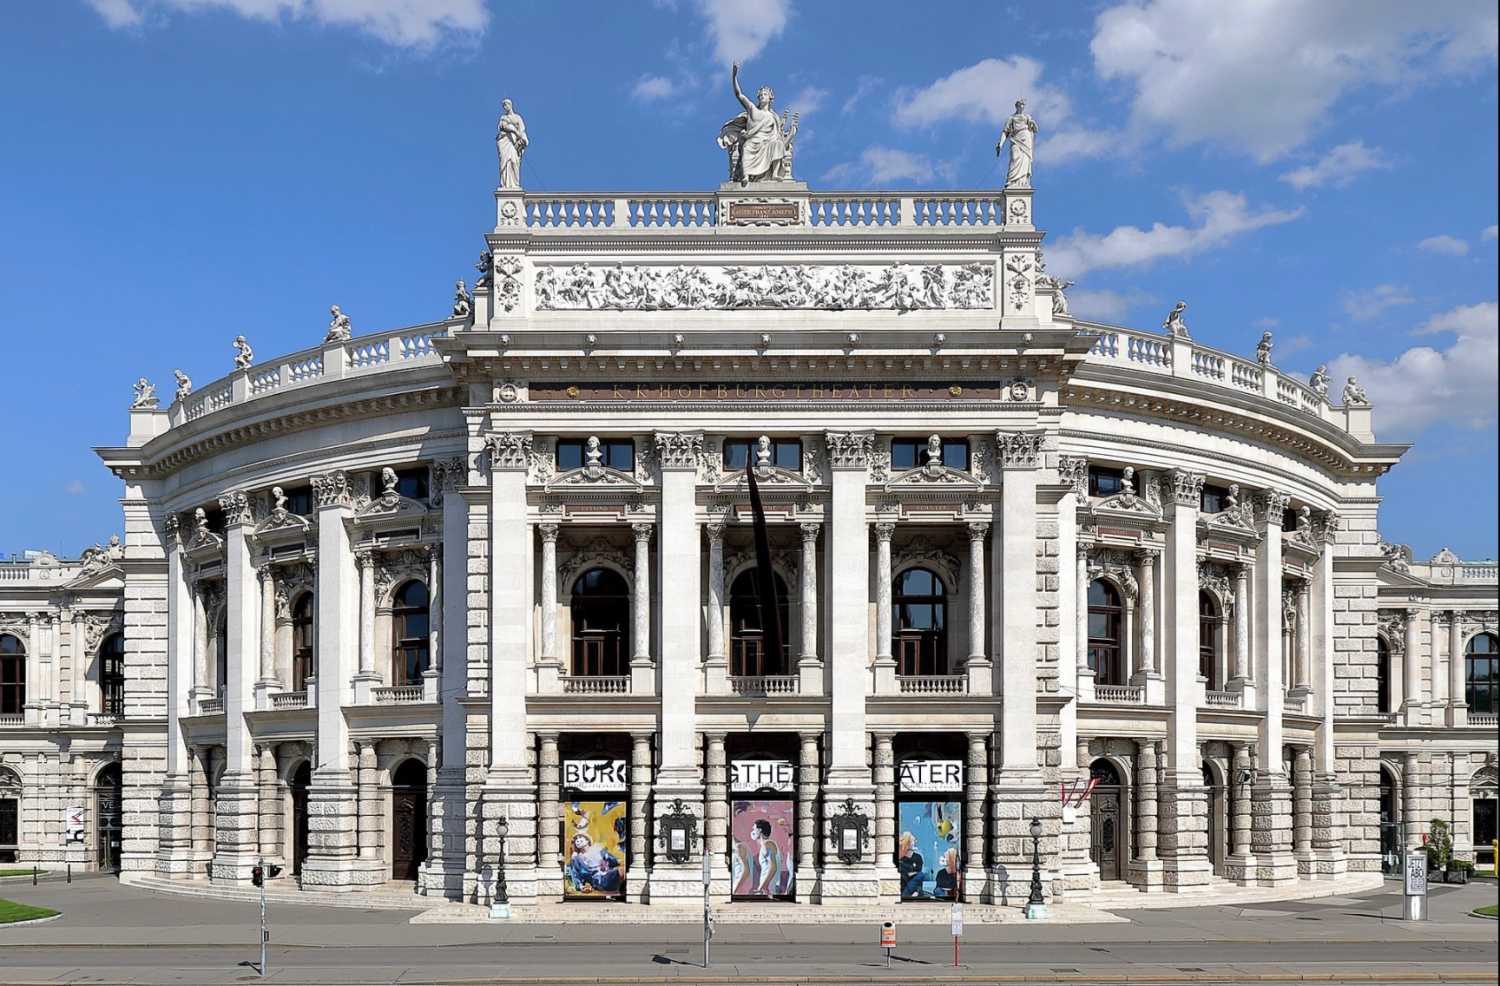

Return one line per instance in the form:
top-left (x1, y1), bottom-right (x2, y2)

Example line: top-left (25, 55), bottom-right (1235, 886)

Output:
top-left (563, 800), bottom-right (627, 899)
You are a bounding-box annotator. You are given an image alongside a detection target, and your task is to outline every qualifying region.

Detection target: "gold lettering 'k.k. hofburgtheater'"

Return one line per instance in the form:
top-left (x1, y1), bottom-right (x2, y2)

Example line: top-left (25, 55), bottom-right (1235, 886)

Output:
top-left (1, 75), bottom-right (1495, 916)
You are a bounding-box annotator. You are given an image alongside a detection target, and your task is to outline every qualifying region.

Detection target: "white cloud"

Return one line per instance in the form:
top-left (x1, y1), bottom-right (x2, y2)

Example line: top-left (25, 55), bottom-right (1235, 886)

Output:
top-left (696, 0), bottom-right (790, 65)
top-left (1329, 301), bottom-right (1499, 437)
top-left (1278, 141), bottom-right (1388, 190)
top-left (789, 86), bottom-right (827, 116)
top-left (1418, 234), bottom-right (1470, 256)
top-left (1091, 0), bottom-right (1498, 162)
top-left (85, 0), bottom-right (488, 48)
top-left (1044, 190), bottom-right (1303, 278)
top-left (1341, 283), bottom-right (1415, 322)
top-left (1066, 288), bottom-right (1155, 321)
top-left (842, 75), bottom-right (882, 114)
top-left (1046, 128), bottom-right (1118, 164)
top-left (64, 481), bottom-right (86, 496)
top-left (822, 146), bottom-right (953, 186)
top-left (1483, 225), bottom-right (1498, 242)
top-left (632, 75), bottom-right (678, 102)
top-left (1276, 333), bottom-right (1314, 360)
top-left (894, 56), bottom-right (1071, 130)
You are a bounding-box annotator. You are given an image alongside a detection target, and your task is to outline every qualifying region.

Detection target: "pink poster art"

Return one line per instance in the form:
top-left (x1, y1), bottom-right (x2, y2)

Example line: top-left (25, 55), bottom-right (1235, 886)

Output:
top-left (730, 798), bottom-right (795, 899)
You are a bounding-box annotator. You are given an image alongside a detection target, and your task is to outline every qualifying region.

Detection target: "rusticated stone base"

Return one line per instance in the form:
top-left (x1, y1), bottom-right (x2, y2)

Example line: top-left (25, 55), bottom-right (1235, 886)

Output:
top-left (298, 769), bottom-right (383, 890)
top-left (1250, 774), bottom-right (1298, 887)
top-left (474, 771), bottom-right (539, 907)
top-left (1158, 773), bottom-right (1213, 892)
top-left (988, 775), bottom-right (1059, 906)
top-left (208, 776), bottom-right (259, 884)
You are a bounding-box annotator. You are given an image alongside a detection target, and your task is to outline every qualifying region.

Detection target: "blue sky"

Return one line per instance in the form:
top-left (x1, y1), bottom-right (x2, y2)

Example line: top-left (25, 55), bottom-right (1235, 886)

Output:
top-left (1, 0), bottom-right (1496, 560)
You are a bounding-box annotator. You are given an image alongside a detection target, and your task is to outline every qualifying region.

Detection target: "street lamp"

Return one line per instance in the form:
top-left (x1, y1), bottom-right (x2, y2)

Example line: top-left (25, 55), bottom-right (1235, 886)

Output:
top-left (490, 814), bottom-right (511, 919)
top-left (1024, 816), bottom-right (1047, 920)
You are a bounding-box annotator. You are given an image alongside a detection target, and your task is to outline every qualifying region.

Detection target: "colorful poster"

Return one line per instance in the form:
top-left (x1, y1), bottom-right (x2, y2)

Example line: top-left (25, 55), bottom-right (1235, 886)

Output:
top-left (897, 800), bottom-right (962, 901)
top-left (563, 800), bottom-right (627, 900)
top-left (730, 799), bottom-right (795, 899)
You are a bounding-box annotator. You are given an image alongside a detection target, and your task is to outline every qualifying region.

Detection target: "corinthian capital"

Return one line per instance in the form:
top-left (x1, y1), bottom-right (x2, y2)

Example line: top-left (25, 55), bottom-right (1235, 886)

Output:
top-left (1168, 469), bottom-right (1206, 507)
top-left (823, 431), bottom-right (876, 470)
top-left (217, 489), bottom-right (255, 527)
top-left (430, 455), bottom-right (467, 505)
top-left (1255, 489), bottom-right (1292, 527)
top-left (484, 431), bottom-right (533, 472)
top-left (994, 430), bottom-right (1044, 469)
top-left (311, 469), bottom-right (353, 509)
top-left (1057, 454), bottom-right (1088, 497)
top-left (653, 431), bottom-right (704, 470)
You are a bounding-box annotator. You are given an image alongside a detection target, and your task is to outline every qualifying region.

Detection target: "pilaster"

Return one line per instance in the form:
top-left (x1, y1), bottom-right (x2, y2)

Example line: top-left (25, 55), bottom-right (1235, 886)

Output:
top-left (210, 489), bottom-right (259, 883)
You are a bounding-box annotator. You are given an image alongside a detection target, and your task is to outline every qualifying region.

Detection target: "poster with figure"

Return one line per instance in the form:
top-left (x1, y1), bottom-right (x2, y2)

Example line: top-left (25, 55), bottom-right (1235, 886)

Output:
top-left (730, 799), bottom-right (795, 899)
top-left (563, 800), bottom-right (627, 900)
top-left (897, 801), bottom-right (962, 900)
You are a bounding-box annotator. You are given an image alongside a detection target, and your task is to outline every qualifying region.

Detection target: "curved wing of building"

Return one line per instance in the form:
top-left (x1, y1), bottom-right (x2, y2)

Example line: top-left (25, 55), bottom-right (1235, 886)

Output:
top-left (1, 141), bottom-right (1493, 908)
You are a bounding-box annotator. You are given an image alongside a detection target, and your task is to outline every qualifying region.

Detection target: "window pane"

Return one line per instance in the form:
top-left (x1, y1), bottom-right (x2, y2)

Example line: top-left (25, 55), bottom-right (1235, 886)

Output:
top-left (395, 468), bottom-right (428, 500)
top-left (891, 441), bottom-right (918, 470)
top-left (1201, 486), bottom-right (1227, 513)
top-left (1089, 468), bottom-right (1124, 497)
top-left (942, 440), bottom-right (968, 470)
top-left (723, 441), bottom-right (749, 469)
top-left (606, 441), bottom-right (634, 473)
top-left (774, 440), bottom-right (801, 470)
top-left (557, 441), bottom-right (583, 471)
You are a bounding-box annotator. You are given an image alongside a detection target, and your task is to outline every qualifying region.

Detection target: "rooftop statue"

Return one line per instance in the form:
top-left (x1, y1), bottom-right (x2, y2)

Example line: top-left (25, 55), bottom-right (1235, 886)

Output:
top-left (496, 98), bottom-right (528, 190)
top-left (131, 377), bottom-right (159, 409)
top-left (1309, 364), bottom-right (1330, 401)
top-left (173, 369), bottom-right (193, 401)
top-left (325, 304), bottom-right (353, 343)
top-left (1162, 300), bottom-right (1190, 338)
top-left (1342, 376), bottom-right (1369, 406)
top-left (1256, 331), bottom-right (1274, 366)
top-left (994, 98), bottom-right (1037, 189)
top-left (452, 280), bottom-right (472, 319)
top-left (718, 62), bottom-right (798, 184)
top-left (233, 335), bottom-right (254, 370)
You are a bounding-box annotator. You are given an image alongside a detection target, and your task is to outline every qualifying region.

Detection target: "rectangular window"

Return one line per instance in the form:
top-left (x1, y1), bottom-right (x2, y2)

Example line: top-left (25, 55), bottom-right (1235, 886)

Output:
top-left (557, 439), bottom-right (635, 474)
top-left (890, 437), bottom-right (969, 471)
top-left (281, 485), bottom-right (314, 516)
top-left (1088, 467), bottom-right (1125, 497)
top-left (723, 438), bottom-right (802, 471)
top-left (394, 467), bottom-right (429, 502)
top-left (1201, 485), bottom-right (1229, 514)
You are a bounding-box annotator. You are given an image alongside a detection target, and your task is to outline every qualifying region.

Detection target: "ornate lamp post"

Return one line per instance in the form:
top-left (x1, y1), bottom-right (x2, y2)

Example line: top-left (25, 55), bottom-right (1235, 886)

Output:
top-left (490, 814), bottom-right (511, 919)
top-left (1024, 816), bottom-right (1047, 920)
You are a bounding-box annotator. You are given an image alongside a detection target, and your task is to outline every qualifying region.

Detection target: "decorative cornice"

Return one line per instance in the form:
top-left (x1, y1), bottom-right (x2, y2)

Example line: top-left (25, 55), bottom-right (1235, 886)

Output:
top-left (824, 431), bottom-right (876, 470)
top-left (485, 432), bottom-right (534, 472)
top-left (994, 430), bottom-right (1044, 469)
top-left (652, 431), bottom-right (703, 470)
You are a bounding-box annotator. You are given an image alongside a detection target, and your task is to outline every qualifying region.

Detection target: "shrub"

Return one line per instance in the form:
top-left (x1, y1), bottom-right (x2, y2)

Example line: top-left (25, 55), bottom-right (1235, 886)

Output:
top-left (1426, 819), bottom-right (1453, 871)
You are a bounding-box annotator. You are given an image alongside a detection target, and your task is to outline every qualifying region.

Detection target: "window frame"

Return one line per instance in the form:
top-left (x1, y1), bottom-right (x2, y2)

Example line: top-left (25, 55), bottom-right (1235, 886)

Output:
top-left (727, 568), bottom-right (791, 676)
top-left (0, 634), bottom-right (25, 716)
top-left (569, 567), bottom-right (631, 677)
top-left (99, 632), bottom-right (126, 717)
top-left (557, 438), bottom-right (635, 474)
top-left (892, 567), bottom-right (949, 676)
top-left (393, 467), bottom-right (429, 502)
top-left (391, 581), bottom-right (431, 687)
top-left (1200, 485), bottom-right (1230, 515)
top-left (722, 437), bottom-right (803, 472)
top-left (1087, 579), bottom-right (1125, 686)
top-left (890, 437), bottom-right (969, 472)
top-left (1466, 632), bottom-right (1499, 716)
top-left (1198, 591), bottom-right (1221, 690)
top-left (1088, 467), bottom-right (1126, 498)
top-left (291, 592), bottom-right (316, 692)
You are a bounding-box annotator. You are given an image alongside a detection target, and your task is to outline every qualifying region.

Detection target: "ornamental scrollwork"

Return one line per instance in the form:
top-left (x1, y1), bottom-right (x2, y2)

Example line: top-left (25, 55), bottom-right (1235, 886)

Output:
top-left (494, 255), bottom-right (523, 313)
top-left (1169, 469), bottom-right (1207, 508)
top-left (429, 456), bottom-right (466, 506)
top-left (1255, 489), bottom-right (1292, 527)
top-left (1057, 455), bottom-right (1088, 497)
top-left (653, 431), bottom-right (703, 470)
top-left (1198, 561), bottom-right (1234, 616)
top-left (1088, 549), bottom-right (1140, 601)
top-left (485, 432), bottom-right (533, 472)
top-left (1004, 253), bottom-right (1033, 312)
top-left (821, 431), bottom-right (875, 471)
top-left (217, 490), bottom-right (255, 527)
top-left (994, 430), bottom-right (1044, 469)
top-left (311, 470), bottom-right (353, 509)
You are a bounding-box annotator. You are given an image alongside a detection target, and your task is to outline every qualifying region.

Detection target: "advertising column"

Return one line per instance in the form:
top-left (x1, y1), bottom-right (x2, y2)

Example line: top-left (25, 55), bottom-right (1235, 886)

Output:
top-left (561, 756), bottom-right (630, 901)
top-left (729, 758), bottom-right (797, 900)
top-left (897, 757), bottom-right (965, 901)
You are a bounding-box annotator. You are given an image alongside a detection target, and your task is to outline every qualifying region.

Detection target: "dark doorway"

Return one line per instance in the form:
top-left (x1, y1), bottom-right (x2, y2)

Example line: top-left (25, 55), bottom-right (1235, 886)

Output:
top-left (391, 760), bottom-right (428, 881)
top-left (1204, 761), bottom-right (1225, 876)
top-left (95, 763), bottom-right (122, 872)
top-left (1378, 767), bottom-right (1399, 874)
top-left (1089, 759), bottom-right (1124, 881)
top-left (290, 762), bottom-right (311, 877)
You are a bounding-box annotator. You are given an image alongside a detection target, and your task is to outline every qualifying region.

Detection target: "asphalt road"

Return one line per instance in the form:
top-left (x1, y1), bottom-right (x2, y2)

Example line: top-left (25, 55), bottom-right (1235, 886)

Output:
top-left (0, 874), bottom-right (1494, 984)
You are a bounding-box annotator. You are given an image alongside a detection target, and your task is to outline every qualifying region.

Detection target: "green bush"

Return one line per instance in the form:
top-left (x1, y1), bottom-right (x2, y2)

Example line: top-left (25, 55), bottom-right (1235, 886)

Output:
top-left (1451, 858), bottom-right (1475, 874)
top-left (1426, 819), bottom-right (1454, 871)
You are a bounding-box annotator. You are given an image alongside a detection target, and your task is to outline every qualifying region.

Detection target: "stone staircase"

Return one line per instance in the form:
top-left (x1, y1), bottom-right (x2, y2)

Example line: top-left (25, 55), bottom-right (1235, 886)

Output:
top-left (123, 873), bottom-right (429, 911)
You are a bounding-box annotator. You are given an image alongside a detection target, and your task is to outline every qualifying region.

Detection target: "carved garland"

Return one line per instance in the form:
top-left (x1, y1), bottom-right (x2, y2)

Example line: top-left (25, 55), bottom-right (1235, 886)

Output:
top-left (1198, 561), bottom-right (1235, 616)
top-left (557, 539), bottom-right (634, 594)
top-left (375, 548), bottom-right (432, 606)
top-left (1087, 550), bottom-right (1140, 601)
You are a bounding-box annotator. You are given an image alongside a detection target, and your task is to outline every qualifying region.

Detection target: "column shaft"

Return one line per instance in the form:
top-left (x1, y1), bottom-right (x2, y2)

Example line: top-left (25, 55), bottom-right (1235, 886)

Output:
top-left (966, 524), bottom-right (987, 663)
top-left (874, 524), bottom-right (893, 662)
top-left (1233, 565), bottom-right (1250, 682)
top-left (258, 568), bottom-right (276, 682)
top-left (631, 524), bottom-right (652, 663)
top-left (1403, 610), bottom-right (1421, 707)
top-left (537, 734), bottom-right (560, 872)
top-left (539, 526), bottom-right (558, 660)
top-left (1137, 550), bottom-right (1157, 675)
top-left (1076, 543), bottom-right (1092, 683)
top-left (796, 732), bottom-right (819, 887)
top-left (1135, 741), bottom-right (1158, 862)
top-left (1294, 583), bottom-right (1310, 689)
top-left (357, 551), bottom-right (376, 678)
top-left (1230, 744), bottom-right (1252, 857)
top-left (706, 524), bottom-right (725, 661)
top-left (705, 734), bottom-right (728, 874)
top-left (799, 524), bottom-right (819, 662)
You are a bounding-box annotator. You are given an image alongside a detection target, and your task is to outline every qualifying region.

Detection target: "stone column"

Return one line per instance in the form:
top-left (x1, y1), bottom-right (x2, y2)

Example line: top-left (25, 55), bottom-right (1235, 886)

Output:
top-left (630, 522), bottom-right (654, 693)
top-left (965, 523), bottom-right (991, 692)
top-left (1248, 490), bottom-right (1296, 886)
top-left (1401, 751), bottom-right (1421, 848)
top-left (704, 732), bottom-right (729, 898)
top-left (192, 586), bottom-right (210, 708)
top-left (704, 520), bottom-right (727, 693)
top-left (1129, 739), bottom-right (1161, 889)
top-left (629, 732), bottom-right (653, 904)
top-left (424, 544), bottom-right (442, 700)
top-left (422, 737), bottom-right (441, 892)
top-left (1448, 611), bottom-right (1467, 726)
top-left (353, 550), bottom-right (378, 701)
top-left (1076, 542), bottom-right (1093, 700)
top-left (1293, 582), bottom-right (1311, 692)
top-left (1135, 548), bottom-right (1158, 678)
top-left (1292, 746), bottom-right (1314, 877)
top-left (821, 432), bottom-right (878, 900)
top-left (188, 745), bottom-right (211, 874)
top-left (256, 745), bottom-right (282, 866)
top-left (1229, 744), bottom-right (1253, 857)
top-left (964, 732), bottom-right (988, 897)
top-left (1230, 563), bottom-right (1252, 696)
top-left (484, 432), bottom-right (539, 905)
top-left (1403, 608), bottom-right (1422, 712)
top-left (538, 524), bottom-right (559, 662)
top-left (649, 432), bottom-right (704, 903)
top-left (158, 516), bottom-right (195, 876)
top-left (258, 568), bottom-right (276, 683)
top-left (212, 490), bottom-right (260, 884)
top-left (798, 522), bottom-right (821, 692)
top-left (426, 455), bottom-right (470, 899)
top-left (71, 608), bottom-right (89, 712)
top-left (1062, 735), bottom-right (1099, 891)
top-left (796, 731), bottom-right (820, 899)
top-left (873, 522), bottom-right (895, 689)
top-left (873, 732), bottom-right (897, 896)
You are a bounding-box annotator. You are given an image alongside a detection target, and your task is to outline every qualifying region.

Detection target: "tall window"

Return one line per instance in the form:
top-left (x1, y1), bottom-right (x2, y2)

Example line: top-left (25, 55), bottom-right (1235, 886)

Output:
top-left (894, 568), bottom-right (947, 676)
top-left (1200, 485), bottom-right (1230, 514)
top-left (1376, 636), bottom-right (1391, 713)
top-left (557, 438), bottom-right (634, 473)
top-left (291, 593), bottom-right (315, 691)
top-left (728, 568), bottom-right (790, 676)
top-left (0, 635), bottom-right (24, 715)
top-left (393, 467), bottom-right (429, 502)
top-left (99, 633), bottom-right (126, 717)
top-left (723, 437), bottom-right (802, 471)
top-left (214, 612), bottom-right (227, 697)
top-left (1088, 580), bottom-right (1125, 686)
top-left (1198, 592), bottom-right (1221, 690)
top-left (280, 485), bottom-right (314, 516)
top-left (1466, 632), bottom-right (1499, 715)
top-left (570, 568), bottom-right (630, 677)
top-left (391, 581), bottom-right (430, 686)
top-left (891, 437), bottom-right (968, 471)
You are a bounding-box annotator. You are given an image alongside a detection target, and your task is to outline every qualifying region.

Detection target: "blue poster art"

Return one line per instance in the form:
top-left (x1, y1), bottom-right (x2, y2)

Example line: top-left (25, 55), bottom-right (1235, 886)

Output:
top-left (897, 800), bottom-right (962, 900)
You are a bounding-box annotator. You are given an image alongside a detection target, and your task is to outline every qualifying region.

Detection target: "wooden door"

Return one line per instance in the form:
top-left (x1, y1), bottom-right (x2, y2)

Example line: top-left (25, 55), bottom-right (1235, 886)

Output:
top-left (290, 763), bottom-right (310, 877)
top-left (392, 789), bottom-right (425, 881)
top-left (1207, 782), bottom-right (1225, 876)
top-left (1090, 788), bottom-right (1122, 881)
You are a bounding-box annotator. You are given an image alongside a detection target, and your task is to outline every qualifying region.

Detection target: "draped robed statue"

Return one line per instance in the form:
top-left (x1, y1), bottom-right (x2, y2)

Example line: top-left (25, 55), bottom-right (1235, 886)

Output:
top-left (994, 98), bottom-right (1038, 188)
top-left (496, 98), bottom-right (528, 190)
top-left (717, 62), bottom-right (798, 184)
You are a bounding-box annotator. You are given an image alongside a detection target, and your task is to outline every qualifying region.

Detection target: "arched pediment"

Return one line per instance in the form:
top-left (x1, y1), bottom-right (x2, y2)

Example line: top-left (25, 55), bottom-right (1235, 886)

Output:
top-left (883, 462), bottom-right (982, 493)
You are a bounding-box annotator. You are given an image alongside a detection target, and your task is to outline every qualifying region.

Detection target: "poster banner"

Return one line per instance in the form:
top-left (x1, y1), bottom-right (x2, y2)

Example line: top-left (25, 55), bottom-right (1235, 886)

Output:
top-left (562, 759), bottom-right (629, 793)
top-left (730, 799), bottom-right (795, 899)
top-left (897, 801), bottom-right (962, 901)
top-left (64, 805), bottom-right (86, 843)
top-left (730, 760), bottom-right (795, 794)
top-left (897, 760), bottom-right (964, 794)
top-left (563, 800), bottom-right (627, 900)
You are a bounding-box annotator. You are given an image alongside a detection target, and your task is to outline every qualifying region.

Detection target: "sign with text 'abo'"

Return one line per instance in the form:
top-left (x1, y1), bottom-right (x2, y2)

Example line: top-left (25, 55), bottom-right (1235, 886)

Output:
top-left (898, 760), bottom-right (964, 794)
top-left (730, 760), bottom-right (795, 794)
top-left (562, 759), bottom-right (629, 793)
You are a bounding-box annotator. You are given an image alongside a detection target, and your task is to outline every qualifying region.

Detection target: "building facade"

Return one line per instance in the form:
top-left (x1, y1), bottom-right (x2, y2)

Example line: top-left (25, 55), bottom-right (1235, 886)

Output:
top-left (2, 127), bottom-right (1496, 909)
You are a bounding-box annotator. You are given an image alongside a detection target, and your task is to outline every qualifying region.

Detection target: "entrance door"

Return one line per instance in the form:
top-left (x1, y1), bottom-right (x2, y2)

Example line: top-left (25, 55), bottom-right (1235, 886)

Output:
top-left (290, 762), bottom-right (310, 877)
top-left (95, 764), bottom-right (122, 872)
top-left (1203, 762), bottom-right (1224, 876)
top-left (1474, 797), bottom-right (1497, 866)
top-left (391, 760), bottom-right (427, 882)
top-left (1088, 759), bottom-right (1124, 881)
top-left (0, 797), bottom-right (16, 864)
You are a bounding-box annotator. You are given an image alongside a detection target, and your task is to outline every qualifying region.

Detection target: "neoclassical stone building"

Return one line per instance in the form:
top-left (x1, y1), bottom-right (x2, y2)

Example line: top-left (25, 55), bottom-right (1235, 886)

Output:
top-left (2, 112), bottom-right (1495, 908)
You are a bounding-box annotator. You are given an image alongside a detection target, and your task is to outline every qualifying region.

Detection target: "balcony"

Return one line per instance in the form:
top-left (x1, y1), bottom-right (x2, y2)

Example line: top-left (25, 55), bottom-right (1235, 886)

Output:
top-left (1093, 684), bottom-right (1145, 705)
top-left (1470, 713), bottom-right (1497, 728)
top-left (0, 713), bottom-right (22, 727)
top-left (1204, 690), bottom-right (1242, 710)
top-left (560, 675), bottom-right (631, 695)
top-left (198, 698), bottom-right (224, 715)
top-left (1283, 691), bottom-right (1309, 713)
top-left (728, 675), bottom-right (801, 697)
top-left (896, 675), bottom-right (968, 696)
top-left (372, 685), bottom-right (426, 705)
top-left (85, 713), bottom-right (118, 727)
top-left (269, 691), bottom-right (308, 710)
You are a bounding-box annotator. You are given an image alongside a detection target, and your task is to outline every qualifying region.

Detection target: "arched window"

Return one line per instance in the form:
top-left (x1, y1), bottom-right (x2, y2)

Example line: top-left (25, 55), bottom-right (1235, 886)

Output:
top-left (0, 635), bottom-right (25, 715)
top-left (570, 568), bottom-right (630, 677)
top-left (1376, 636), bottom-right (1392, 713)
top-left (94, 762), bottom-right (122, 872)
top-left (1466, 632), bottom-right (1499, 716)
top-left (291, 593), bottom-right (315, 691)
top-left (1198, 592), bottom-right (1221, 690)
top-left (729, 568), bottom-right (790, 676)
top-left (894, 567), bottom-right (947, 676)
top-left (1088, 580), bottom-right (1125, 686)
top-left (391, 581), bottom-right (430, 686)
top-left (99, 633), bottom-right (126, 717)
top-left (214, 611), bottom-right (227, 698)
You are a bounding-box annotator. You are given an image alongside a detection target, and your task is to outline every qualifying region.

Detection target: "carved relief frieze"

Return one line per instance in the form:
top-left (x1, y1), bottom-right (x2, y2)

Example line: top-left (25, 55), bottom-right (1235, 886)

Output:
top-left (1169, 469), bottom-right (1207, 507)
top-left (531, 261), bottom-right (995, 312)
top-left (374, 547), bottom-right (432, 605)
top-left (1255, 489), bottom-right (1292, 527)
top-left (430, 456), bottom-right (467, 507)
top-left (1003, 253), bottom-right (1033, 312)
top-left (1198, 561), bottom-right (1234, 616)
top-left (1057, 455), bottom-right (1088, 498)
top-left (824, 431), bottom-right (875, 471)
top-left (311, 470), bottom-right (353, 509)
top-left (218, 489), bottom-right (255, 528)
top-left (494, 255), bottom-right (524, 313)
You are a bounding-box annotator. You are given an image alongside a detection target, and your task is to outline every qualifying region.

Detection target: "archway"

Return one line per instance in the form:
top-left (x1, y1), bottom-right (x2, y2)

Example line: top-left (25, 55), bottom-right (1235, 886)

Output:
top-left (94, 762), bottom-right (122, 872)
top-left (290, 761), bottom-right (311, 877)
top-left (1089, 758), bottom-right (1125, 881)
top-left (1378, 764), bottom-right (1399, 874)
top-left (1203, 760), bottom-right (1226, 876)
top-left (0, 765), bottom-right (20, 864)
top-left (390, 759), bottom-right (428, 881)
